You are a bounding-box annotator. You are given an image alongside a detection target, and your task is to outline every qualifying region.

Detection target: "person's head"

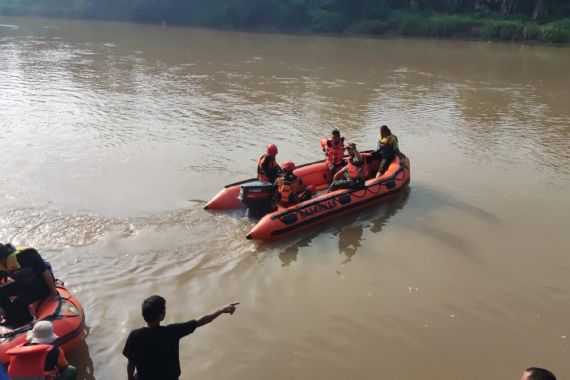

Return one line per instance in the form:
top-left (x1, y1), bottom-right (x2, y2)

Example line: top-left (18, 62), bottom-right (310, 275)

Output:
top-left (142, 295), bottom-right (166, 324)
top-left (281, 161), bottom-right (295, 173)
top-left (0, 243), bottom-right (15, 260)
top-left (345, 142), bottom-right (357, 157)
top-left (331, 129), bottom-right (341, 143)
top-left (27, 321), bottom-right (58, 344)
top-left (266, 144), bottom-right (278, 157)
top-left (380, 125), bottom-right (392, 138)
top-left (522, 367), bottom-right (556, 380)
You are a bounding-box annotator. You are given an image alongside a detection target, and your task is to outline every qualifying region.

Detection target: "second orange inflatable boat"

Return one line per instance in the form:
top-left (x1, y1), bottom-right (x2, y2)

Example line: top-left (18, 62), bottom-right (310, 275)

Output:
top-left (205, 153), bottom-right (411, 241)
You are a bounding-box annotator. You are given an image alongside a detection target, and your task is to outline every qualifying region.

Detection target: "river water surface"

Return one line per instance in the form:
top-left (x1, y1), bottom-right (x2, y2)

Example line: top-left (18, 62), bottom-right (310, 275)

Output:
top-left (1, 16), bottom-right (569, 380)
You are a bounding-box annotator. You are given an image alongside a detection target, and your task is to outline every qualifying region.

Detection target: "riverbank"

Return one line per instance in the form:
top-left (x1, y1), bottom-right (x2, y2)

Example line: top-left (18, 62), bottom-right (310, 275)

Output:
top-left (1, 1), bottom-right (569, 44)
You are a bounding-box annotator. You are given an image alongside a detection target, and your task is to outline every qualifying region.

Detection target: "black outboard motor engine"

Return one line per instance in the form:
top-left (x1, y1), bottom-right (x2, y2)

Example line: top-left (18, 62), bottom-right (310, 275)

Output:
top-left (239, 181), bottom-right (275, 217)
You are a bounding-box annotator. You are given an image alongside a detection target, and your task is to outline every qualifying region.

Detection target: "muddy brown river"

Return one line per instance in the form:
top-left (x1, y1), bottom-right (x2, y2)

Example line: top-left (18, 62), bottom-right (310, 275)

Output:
top-left (1, 16), bottom-right (569, 380)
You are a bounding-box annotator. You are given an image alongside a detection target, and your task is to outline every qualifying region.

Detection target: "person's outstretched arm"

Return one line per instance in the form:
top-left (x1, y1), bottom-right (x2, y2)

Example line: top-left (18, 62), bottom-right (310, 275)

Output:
top-left (196, 303), bottom-right (239, 327)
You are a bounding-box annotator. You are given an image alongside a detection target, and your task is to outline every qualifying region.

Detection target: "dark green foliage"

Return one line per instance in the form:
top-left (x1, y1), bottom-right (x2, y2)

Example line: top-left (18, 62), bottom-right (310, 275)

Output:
top-left (540, 19), bottom-right (570, 42)
top-left (425, 14), bottom-right (481, 37)
top-left (310, 9), bottom-right (349, 32)
top-left (388, 12), bottom-right (428, 35)
top-left (1, 0), bottom-right (569, 43)
top-left (481, 20), bottom-right (525, 40)
top-left (350, 19), bottom-right (390, 34)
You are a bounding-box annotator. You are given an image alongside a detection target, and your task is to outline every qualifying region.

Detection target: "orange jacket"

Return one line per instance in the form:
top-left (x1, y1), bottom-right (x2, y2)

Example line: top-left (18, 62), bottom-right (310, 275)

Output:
top-left (320, 137), bottom-right (345, 166)
top-left (7, 344), bottom-right (67, 378)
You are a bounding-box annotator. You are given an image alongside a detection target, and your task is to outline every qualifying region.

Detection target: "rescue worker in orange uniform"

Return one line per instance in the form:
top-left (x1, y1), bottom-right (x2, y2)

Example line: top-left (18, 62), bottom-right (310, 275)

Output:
top-left (329, 143), bottom-right (368, 191)
top-left (6, 320), bottom-right (77, 380)
top-left (274, 161), bottom-right (314, 207)
top-left (257, 144), bottom-right (281, 183)
top-left (320, 129), bottom-right (346, 174)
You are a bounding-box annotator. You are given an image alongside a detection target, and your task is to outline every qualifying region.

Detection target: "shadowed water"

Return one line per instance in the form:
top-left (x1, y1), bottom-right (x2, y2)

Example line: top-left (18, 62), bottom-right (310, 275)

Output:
top-left (1, 16), bottom-right (569, 380)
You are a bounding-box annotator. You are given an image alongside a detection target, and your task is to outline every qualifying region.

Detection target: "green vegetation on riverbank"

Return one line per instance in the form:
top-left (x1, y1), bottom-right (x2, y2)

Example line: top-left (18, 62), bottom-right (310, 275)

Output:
top-left (1, 0), bottom-right (569, 43)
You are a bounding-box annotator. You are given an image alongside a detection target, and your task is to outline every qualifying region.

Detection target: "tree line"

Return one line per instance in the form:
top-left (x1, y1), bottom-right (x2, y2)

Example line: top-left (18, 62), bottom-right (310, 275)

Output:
top-left (1, 0), bottom-right (569, 42)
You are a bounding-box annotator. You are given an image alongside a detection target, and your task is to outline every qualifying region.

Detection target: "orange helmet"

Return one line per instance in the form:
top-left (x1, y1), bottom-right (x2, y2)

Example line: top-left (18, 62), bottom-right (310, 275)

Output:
top-left (282, 160), bottom-right (295, 172)
top-left (266, 144), bottom-right (278, 156)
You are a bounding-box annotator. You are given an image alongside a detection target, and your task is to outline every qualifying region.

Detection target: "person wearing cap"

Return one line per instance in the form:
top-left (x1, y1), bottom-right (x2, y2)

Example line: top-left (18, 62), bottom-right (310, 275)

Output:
top-left (6, 320), bottom-right (77, 379)
top-left (320, 129), bottom-right (346, 174)
top-left (274, 161), bottom-right (314, 207)
top-left (123, 295), bottom-right (239, 380)
top-left (374, 125), bottom-right (400, 177)
top-left (0, 243), bottom-right (58, 326)
top-left (257, 144), bottom-right (281, 183)
top-left (329, 143), bottom-right (368, 191)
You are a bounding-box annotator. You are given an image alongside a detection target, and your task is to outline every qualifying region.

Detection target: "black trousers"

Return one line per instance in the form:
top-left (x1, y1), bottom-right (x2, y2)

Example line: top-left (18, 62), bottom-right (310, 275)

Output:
top-left (330, 179), bottom-right (364, 191)
top-left (371, 150), bottom-right (395, 176)
top-left (0, 280), bottom-right (50, 326)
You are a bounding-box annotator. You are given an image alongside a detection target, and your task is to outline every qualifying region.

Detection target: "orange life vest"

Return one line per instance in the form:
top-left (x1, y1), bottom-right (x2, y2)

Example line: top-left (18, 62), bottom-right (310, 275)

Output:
top-left (320, 137), bottom-right (345, 166)
top-left (275, 175), bottom-right (300, 205)
top-left (7, 344), bottom-right (59, 379)
top-left (347, 157), bottom-right (368, 180)
top-left (257, 154), bottom-right (279, 182)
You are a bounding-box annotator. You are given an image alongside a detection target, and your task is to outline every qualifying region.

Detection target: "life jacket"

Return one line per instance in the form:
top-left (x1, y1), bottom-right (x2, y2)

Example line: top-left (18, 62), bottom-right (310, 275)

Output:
top-left (0, 246), bottom-right (38, 285)
top-left (320, 137), bottom-right (345, 166)
top-left (257, 154), bottom-right (279, 182)
top-left (7, 344), bottom-right (59, 379)
top-left (347, 158), bottom-right (367, 181)
top-left (275, 174), bottom-right (300, 205)
top-left (377, 134), bottom-right (398, 158)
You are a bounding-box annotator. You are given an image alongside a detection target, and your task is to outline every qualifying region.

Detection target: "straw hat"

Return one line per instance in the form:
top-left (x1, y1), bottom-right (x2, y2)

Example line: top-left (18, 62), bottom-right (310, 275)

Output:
top-left (27, 321), bottom-right (59, 344)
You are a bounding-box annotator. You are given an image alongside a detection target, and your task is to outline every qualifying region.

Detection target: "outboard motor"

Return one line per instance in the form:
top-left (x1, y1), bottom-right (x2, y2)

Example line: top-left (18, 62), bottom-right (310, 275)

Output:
top-left (239, 181), bottom-right (275, 217)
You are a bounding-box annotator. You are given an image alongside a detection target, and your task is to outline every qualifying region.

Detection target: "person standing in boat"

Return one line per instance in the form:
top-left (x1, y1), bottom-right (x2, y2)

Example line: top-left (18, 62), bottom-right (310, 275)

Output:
top-left (374, 125), bottom-right (400, 177)
top-left (257, 144), bottom-right (281, 183)
top-left (123, 295), bottom-right (239, 380)
top-left (320, 129), bottom-right (346, 174)
top-left (6, 320), bottom-right (77, 380)
top-left (329, 143), bottom-right (368, 191)
top-left (274, 161), bottom-right (314, 206)
top-left (0, 243), bottom-right (58, 326)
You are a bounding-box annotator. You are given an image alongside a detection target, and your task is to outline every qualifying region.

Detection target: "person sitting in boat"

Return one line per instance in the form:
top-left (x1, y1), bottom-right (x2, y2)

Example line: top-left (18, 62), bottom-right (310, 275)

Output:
top-left (6, 320), bottom-right (77, 380)
top-left (373, 125), bottom-right (400, 177)
top-left (320, 129), bottom-right (346, 174)
top-left (274, 161), bottom-right (314, 207)
top-left (329, 143), bottom-right (368, 191)
top-left (0, 243), bottom-right (58, 327)
top-left (257, 144), bottom-right (281, 183)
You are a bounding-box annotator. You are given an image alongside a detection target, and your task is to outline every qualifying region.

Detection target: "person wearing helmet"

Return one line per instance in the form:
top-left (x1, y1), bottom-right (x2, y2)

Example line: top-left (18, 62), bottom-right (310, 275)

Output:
top-left (320, 129), bottom-right (346, 174)
top-left (274, 161), bottom-right (314, 206)
top-left (329, 143), bottom-right (368, 191)
top-left (257, 144), bottom-right (281, 183)
top-left (0, 243), bottom-right (58, 327)
top-left (6, 320), bottom-right (77, 380)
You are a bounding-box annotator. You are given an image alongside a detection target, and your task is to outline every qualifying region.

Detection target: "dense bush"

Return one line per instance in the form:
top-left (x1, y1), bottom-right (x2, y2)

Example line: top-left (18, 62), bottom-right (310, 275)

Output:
top-left (425, 14), bottom-right (481, 37)
top-left (540, 20), bottom-right (570, 42)
top-left (481, 20), bottom-right (525, 40)
top-left (310, 10), bottom-right (349, 33)
top-left (349, 19), bottom-right (390, 34)
top-left (388, 12), bottom-right (428, 35)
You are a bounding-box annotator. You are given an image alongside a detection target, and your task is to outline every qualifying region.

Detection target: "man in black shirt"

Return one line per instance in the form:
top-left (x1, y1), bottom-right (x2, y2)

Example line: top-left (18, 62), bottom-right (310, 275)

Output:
top-left (123, 295), bottom-right (239, 380)
top-left (0, 243), bottom-right (58, 326)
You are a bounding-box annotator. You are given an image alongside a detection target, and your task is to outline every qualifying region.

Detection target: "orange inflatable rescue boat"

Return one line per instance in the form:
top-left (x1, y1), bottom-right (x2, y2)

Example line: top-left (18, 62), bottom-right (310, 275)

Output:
top-left (205, 152), bottom-right (411, 240)
top-left (0, 281), bottom-right (86, 363)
